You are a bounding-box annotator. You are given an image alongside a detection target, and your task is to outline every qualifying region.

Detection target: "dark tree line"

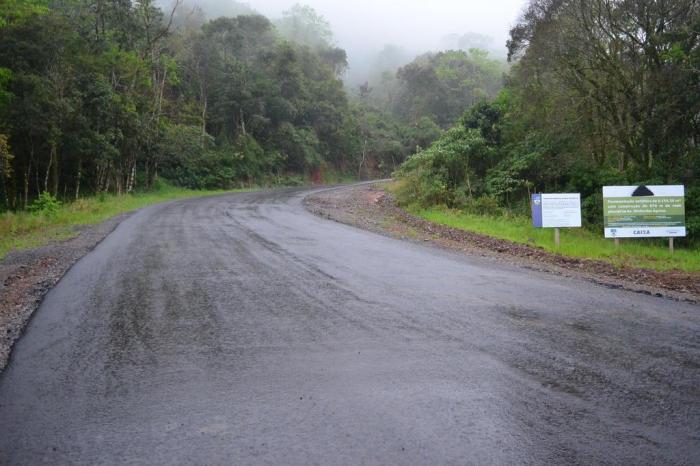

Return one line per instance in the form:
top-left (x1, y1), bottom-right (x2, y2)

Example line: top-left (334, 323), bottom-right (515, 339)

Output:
top-left (0, 0), bottom-right (511, 210)
top-left (0, 1), bottom-right (363, 208)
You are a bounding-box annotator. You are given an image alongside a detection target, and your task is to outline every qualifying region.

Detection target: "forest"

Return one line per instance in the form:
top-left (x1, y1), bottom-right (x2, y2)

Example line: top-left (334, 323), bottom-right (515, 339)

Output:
top-left (0, 0), bottom-right (504, 210)
top-left (3, 0), bottom-right (696, 245)
top-left (394, 0), bottom-right (700, 242)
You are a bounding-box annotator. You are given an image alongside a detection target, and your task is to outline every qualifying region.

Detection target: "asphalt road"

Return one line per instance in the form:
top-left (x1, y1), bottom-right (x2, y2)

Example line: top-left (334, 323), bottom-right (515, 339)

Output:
top-left (1, 186), bottom-right (699, 465)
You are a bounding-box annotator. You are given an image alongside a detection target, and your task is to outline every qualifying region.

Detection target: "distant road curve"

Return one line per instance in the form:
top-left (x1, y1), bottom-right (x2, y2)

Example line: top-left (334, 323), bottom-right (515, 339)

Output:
top-left (1, 185), bottom-right (698, 465)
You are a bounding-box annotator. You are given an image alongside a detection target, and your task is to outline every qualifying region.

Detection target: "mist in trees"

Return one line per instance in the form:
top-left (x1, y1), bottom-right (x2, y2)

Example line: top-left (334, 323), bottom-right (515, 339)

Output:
top-left (0, 0), bottom-right (513, 208)
top-left (395, 0), bottom-right (700, 242)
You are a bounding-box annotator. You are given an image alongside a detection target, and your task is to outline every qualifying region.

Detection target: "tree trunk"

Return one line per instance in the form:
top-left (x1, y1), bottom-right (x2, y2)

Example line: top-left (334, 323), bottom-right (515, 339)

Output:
top-left (358, 139), bottom-right (367, 180)
top-left (51, 144), bottom-right (59, 196)
top-left (0, 157), bottom-right (7, 209)
top-left (201, 94), bottom-right (208, 147)
top-left (44, 147), bottom-right (53, 193)
top-left (23, 161), bottom-right (30, 210)
top-left (466, 171), bottom-right (473, 197)
top-left (126, 159), bottom-right (136, 193)
top-left (75, 159), bottom-right (82, 200)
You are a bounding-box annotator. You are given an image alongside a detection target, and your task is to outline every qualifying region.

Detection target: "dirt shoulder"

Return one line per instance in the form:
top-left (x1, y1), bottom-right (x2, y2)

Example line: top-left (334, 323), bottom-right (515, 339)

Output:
top-left (0, 214), bottom-right (130, 370)
top-left (305, 184), bottom-right (700, 303)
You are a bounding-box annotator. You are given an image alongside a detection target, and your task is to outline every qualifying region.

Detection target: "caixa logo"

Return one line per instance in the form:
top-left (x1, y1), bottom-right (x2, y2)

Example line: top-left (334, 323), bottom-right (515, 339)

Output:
top-left (634, 230), bottom-right (651, 235)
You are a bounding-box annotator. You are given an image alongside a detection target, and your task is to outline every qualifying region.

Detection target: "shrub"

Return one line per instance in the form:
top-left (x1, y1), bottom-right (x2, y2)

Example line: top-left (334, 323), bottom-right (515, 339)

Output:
top-left (394, 126), bottom-right (491, 208)
top-left (462, 195), bottom-right (503, 216)
top-left (28, 192), bottom-right (61, 215)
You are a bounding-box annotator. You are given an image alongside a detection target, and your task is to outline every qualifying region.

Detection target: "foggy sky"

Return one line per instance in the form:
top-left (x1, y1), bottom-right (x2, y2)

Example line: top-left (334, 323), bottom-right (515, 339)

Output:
top-left (178, 0), bottom-right (528, 82)
top-left (248, 0), bottom-right (526, 54)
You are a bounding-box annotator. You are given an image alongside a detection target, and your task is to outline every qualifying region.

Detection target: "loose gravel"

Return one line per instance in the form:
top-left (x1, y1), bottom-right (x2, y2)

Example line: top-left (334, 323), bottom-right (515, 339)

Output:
top-left (305, 183), bottom-right (700, 303)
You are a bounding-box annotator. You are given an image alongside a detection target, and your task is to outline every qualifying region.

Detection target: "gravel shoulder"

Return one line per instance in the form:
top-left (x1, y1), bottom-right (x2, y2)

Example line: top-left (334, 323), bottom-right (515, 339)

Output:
top-left (0, 213), bottom-right (130, 370)
top-left (305, 183), bottom-right (700, 303)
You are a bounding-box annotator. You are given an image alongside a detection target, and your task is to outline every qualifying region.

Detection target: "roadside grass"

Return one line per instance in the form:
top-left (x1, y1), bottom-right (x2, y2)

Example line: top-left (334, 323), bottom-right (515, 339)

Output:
top-left (323, 170), bottom-right (357, 185)
top-left (409, 206), bottom-right (700, 273)
top-left (0, 184), bottom-right (240, 259)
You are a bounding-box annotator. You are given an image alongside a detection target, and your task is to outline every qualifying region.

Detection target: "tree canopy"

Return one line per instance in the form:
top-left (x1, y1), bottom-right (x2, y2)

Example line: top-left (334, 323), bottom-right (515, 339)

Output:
top-left (395, 0), bottom-right (700, 241)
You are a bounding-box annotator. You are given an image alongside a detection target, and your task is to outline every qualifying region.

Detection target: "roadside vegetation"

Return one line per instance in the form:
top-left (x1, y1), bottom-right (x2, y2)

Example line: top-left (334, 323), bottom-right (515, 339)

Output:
top-left (408, 205), bottom-right (700, 272)
top-left (393, 0), bottom-right (700, 267)
top-left (0, 181), bottom-right (235, 258)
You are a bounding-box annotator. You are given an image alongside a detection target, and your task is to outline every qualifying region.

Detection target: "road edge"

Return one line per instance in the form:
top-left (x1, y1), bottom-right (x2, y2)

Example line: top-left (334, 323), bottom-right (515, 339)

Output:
top-left (304, 183), bottom-right (699, 305)
top-left (0, 213), bottom-right (135, 372)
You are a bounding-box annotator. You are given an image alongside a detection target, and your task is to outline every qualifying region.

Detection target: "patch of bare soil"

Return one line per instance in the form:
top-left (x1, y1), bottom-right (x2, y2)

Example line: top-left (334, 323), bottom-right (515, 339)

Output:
top-left (0, 214), bottom-right (130, 370)
top-left (305, 184), bottom-right (700, 303)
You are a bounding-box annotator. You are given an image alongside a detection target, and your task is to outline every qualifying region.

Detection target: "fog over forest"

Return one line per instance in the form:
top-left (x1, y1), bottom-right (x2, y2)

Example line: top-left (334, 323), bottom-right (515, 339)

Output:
top-left (165, 0), bottom-right (525, 83)
top-left (6, 0), bottom-right (696, 238)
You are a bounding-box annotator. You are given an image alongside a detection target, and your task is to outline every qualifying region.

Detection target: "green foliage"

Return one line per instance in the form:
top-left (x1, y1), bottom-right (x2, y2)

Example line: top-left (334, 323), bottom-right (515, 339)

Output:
top-left (396, 70), bottom-right (699, 247)
top-left (686, 185), bottom-right (700, 239)
top-left (274, 123), bottom-right (320, 172)
top-left (393, 49), bottom-right (506, 127)
top-left (28, 192), bottom-right (60, 215)
top-left (0, 0), bottom-right (48, 28)
top-left (412, 206), bottom-right (700, 272)
top-left (460, 195), bottom-right (502, 216)
top-left (394, 125), bottom-right (492, 207)
top-left (0, 2), bottom-right (364, 208)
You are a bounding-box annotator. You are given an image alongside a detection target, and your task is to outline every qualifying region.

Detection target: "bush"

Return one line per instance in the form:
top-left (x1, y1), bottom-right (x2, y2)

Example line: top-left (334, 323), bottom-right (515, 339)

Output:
top-left (28, 192), bottom-right (61, 215)
top-left (461, 195), bottom-right (503, 216)
top-left (394, 126), bottom-right (491, 208)
top-left (685, 185), bottom-right (700, 244)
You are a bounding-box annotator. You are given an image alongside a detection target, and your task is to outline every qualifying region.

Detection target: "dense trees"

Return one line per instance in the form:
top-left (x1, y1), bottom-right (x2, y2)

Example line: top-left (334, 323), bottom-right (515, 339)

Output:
top-left (4, 0), bottom-right (693, 245)
top-left (352, 46), bottom-right (506, 175)
top-left (508, 0), bottom-right (700, 180)
top-left (0, 0), bottom-right (511, 209)
top-left (396, 0), bottom-right (700, 240)
top-left (393, 50), bottom-right (506, 127)
top-left (0, 0), bottom-right (366, 208)
top-left (360, 48), bottom-right (506, 128)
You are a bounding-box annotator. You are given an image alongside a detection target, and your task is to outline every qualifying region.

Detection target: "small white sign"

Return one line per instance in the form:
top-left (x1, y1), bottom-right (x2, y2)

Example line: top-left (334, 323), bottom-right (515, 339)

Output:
top-left (539, 193), bottom-right (582, 228)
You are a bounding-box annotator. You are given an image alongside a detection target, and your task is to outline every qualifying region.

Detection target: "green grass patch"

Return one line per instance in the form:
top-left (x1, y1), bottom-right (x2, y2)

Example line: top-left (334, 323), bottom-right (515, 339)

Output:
top-left (322, 169), bottom-right (358, 185)
top-left (0, 184), bottom-right (243, 259)
top-left (409, 206), bottom-right (700, 272)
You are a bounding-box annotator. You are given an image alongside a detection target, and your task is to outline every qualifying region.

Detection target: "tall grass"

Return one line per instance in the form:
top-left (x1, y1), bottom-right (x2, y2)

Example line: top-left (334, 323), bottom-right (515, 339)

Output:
top-left (411, 206), bottom-right (700, 272)
top-left (0, 184), bottom-right (236, 259)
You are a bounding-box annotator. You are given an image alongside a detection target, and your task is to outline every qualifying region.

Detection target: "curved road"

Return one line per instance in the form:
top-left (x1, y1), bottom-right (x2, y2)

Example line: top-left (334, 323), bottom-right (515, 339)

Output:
top-left (1, 187), bottom-right (699, 465)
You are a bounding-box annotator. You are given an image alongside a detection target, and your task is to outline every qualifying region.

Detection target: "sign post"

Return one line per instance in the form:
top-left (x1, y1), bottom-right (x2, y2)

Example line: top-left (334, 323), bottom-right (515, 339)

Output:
top-left (532, 193), bottom-right (582, 248)
top-left (603, 186), bottom-right (686, 246)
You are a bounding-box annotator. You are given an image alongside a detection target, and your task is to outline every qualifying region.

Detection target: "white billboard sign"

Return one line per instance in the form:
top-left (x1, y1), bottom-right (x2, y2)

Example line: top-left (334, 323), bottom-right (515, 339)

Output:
top-left (532, 193), bottom-right (582, 228)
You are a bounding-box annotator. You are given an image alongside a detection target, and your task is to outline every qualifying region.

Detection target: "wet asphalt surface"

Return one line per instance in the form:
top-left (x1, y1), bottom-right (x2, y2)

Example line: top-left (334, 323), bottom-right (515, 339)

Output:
top-left (1, 186), bottom-right (699, 465)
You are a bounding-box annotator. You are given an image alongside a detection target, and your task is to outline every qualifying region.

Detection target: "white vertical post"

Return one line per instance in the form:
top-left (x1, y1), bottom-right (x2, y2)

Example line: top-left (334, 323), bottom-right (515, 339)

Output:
top-left (669, 237), bottom-right (674, 254)
top-left (554, 228), bottom-right (560, 248)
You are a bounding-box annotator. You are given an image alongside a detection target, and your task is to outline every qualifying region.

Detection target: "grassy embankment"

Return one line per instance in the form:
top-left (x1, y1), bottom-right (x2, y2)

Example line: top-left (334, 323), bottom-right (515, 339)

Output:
top-left (406, 206), bottom-right (700, 273)
top-left (0, 184), bottom-right (240, 259)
